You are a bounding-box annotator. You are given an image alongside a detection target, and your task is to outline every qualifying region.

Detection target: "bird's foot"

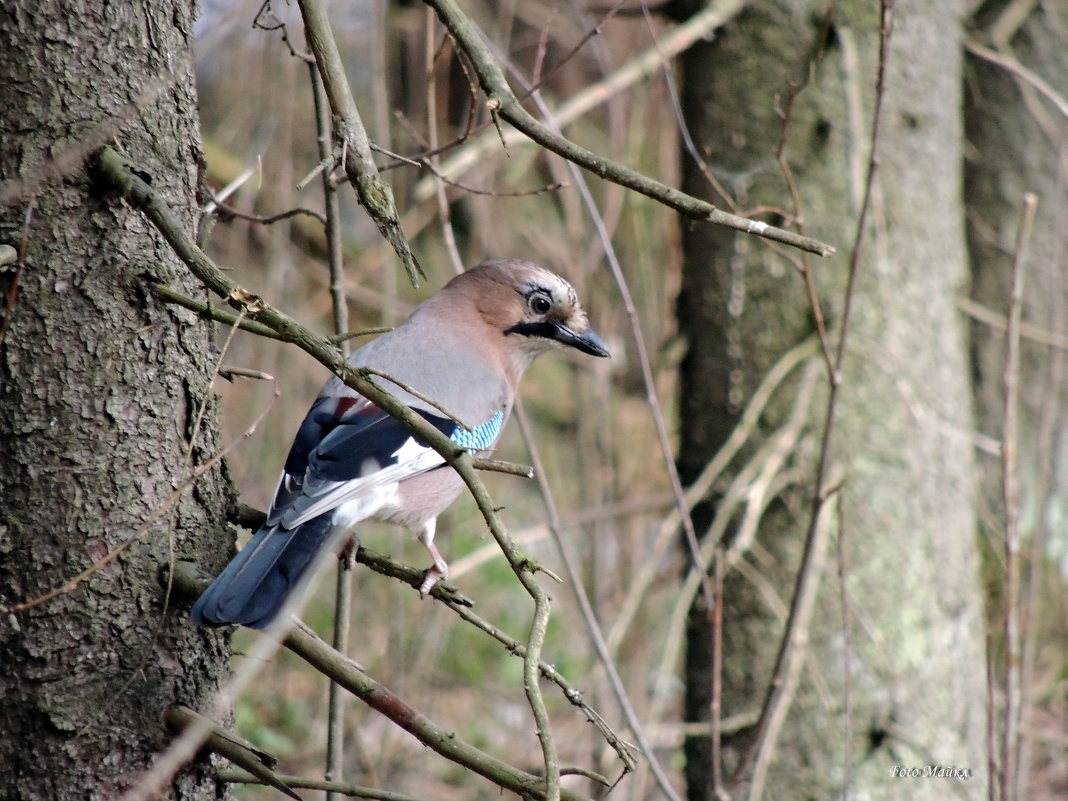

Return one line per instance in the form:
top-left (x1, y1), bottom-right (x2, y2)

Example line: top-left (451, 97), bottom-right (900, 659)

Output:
top-left (338, 534), bottom-right (359, 571)
top-left (418, 563), bottom-right (448, 598)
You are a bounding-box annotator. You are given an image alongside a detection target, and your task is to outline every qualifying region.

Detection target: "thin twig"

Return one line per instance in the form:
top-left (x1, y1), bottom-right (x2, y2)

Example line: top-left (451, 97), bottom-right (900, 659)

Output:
top-left (424, 8), bottom-right (466, 276)
top-left (957, 296), bottom-right (1068, 350)
top-left (711, 545), bottom-right (725, 800)
top-left (648, 364), bottom-right (819, 741)
top-left (502, 64), bottom-right (686, 801)
top-left (218, 365), bottom-right (275, 382)
top-left (210, 198), bottom-right (327, 226)
top-left (359, 365), bottom-right (473, 431)
top-left (165, 706), bottom-right (299, 800)
top-left (328, 327), bottom-right (393, 344)
top-left (217, 769), bottom-right (426, 801)
top-left (769, 2), bottom-right (838, 375)
top-left (371, 141), bottom-right (566, 196)
top-left (745, 494), bottom-right (837, 801)
top-left (170, 563), bottom-right (593, 801)
top-left (835, 491), bottom-right (854, 800)
top-left (150, 282), bottom-right (285, 340)
top-left (297, 0), bottom-right (425, 286)
top-left (965, 40), bottom-right (1068, 121)
top-left (606, 337), bottom-right (819, 655)
top-left (999, 191), bottom-right (1038, 801)
top-left (515, 404), bottom-right (646, 775)
top-left (306, 39), bottom-right (354, 800)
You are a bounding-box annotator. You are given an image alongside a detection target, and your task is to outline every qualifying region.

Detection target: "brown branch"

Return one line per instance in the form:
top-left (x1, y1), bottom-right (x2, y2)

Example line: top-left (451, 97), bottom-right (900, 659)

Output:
top-left (965, 39), bottom-right (1068, 121)
top-left (1000, 192), bottom-right (1038, 801)
top-left (422, 0), bottom-right (834, 257)
top-left (210, 198), bottom-right (327, 226)
top-left (152, 281), bottom-right (391, 345)
top-left (222, 507), bottom-right (631, 770)
top-left (958, 296), bottom-right (1068, 350)
top-left (370, 141), bottom-right (567, 197)
top-left (410, 0), bottom-right (748, 206)
top-left (217, 769), bottom-right (424, 801)
top-left (150, 282), bottom-right (285, 340)
top-left (168, 562), bottom-right (592, 801)
top-left (164, 706), bottom-right (300, 800)
top-left (296, 0), bottom-right (424, 286)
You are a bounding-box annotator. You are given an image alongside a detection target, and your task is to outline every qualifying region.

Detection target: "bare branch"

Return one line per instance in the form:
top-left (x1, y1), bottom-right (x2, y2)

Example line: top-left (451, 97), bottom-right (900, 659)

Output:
top-left (297, 0), bottom-right (425, 286)
top-left (421, 0), bottom-right (833, 256)
top-left (168, 563), bottom-right (593, 801)
top-left (1000, 192), bottom-right (1039, 801)
top-left (412, 0), bottom-right (749, 205)
top-left (164, 706), bottom-right (300, 800)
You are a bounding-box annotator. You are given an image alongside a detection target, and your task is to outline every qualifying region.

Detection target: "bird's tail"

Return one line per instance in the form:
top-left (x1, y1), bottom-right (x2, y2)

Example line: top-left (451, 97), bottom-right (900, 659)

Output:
top-left (190, 515), bottom-right (336, 629)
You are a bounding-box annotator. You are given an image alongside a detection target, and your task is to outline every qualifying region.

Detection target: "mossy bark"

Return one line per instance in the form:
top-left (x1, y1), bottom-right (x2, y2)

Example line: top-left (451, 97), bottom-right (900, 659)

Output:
top-left (675, 1), bottom-right (985, 797)
top-left (0, 2), bottom-right (235, 799)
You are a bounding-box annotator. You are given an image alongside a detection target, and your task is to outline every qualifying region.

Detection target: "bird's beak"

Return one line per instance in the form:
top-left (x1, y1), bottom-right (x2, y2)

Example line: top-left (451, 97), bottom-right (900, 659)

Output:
top-left (505, 320), bottom-right (611, 357)
top-left (553, 323), bottom-right (610, 358)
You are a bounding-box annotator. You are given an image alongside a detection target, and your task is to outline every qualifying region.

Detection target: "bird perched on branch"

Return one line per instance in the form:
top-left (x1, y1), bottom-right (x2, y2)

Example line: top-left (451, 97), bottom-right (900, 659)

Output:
top-left (191, 259), bottom-right (609, 628)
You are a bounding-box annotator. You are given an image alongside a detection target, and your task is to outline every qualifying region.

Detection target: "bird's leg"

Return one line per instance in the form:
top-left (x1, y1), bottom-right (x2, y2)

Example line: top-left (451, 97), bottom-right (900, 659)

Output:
top-left (337, 531), bottom-right (360, 571)
top-left (416, 519), bottom-right (448, 597)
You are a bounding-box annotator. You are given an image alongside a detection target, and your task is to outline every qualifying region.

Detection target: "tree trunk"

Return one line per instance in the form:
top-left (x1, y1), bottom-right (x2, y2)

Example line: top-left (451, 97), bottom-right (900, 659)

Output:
top-left (675, 1), bottom-right (986, 797)
top-left (0, 3), bottom-right (233, 799)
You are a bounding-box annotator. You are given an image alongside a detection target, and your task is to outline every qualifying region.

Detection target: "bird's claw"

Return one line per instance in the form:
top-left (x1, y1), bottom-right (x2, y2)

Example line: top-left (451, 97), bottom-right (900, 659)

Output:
top-left (418, 563), bottom-right (448, 597)
top-left (338, 534), bottom-right (359, 571)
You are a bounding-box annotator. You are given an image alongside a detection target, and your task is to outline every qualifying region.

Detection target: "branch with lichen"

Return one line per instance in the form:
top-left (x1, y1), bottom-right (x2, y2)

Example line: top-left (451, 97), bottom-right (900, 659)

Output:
top-left (296, 0), bottom-right (424, 287)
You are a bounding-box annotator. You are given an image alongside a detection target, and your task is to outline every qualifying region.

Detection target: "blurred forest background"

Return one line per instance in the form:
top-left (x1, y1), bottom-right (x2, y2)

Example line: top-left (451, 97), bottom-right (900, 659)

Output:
top-left (3, 0), bottom-right (1067, 800)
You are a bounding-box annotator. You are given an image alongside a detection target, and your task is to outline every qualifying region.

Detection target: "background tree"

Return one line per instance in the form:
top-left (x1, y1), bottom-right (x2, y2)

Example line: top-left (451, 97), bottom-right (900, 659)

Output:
top-left (0, 2), bottom-right (233, 800)
top-left (674, 0), bottom-right (982, 797)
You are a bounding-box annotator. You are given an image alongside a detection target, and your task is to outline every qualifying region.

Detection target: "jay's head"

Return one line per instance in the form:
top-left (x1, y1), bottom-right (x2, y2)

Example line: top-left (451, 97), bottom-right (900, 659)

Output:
top-left (442, 259), bottom-right (610, 369)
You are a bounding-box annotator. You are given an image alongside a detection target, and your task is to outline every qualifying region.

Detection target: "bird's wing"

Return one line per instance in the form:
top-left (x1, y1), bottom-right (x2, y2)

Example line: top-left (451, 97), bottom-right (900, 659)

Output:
top-left (267, 394), bottom-right (504, 531)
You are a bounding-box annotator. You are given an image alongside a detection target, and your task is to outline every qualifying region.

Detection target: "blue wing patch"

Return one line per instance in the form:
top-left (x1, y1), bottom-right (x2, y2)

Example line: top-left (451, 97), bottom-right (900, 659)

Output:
top-left (282, 399), bottom-right (504, 487)
top-left (450, 410), bottom-right (504, 451)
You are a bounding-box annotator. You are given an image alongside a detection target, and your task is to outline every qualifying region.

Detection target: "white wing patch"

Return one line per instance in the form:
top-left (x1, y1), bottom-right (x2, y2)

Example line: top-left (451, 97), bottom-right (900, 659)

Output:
top-left (279, 435), bottom-right (445, 530)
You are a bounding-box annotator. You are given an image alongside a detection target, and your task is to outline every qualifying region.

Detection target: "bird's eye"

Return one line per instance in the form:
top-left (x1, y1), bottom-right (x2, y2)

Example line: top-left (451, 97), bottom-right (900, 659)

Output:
top-left (529, 293), bottom-right (552, 315)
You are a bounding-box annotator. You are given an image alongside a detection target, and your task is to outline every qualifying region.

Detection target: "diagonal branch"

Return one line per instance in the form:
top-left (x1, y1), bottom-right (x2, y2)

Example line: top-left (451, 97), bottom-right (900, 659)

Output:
top-left (297, 0), bottom-right (425, 287)
top-left (168, 563), bottom-right (593, 801)
top-left (422, 0), bottom-right (834, 257)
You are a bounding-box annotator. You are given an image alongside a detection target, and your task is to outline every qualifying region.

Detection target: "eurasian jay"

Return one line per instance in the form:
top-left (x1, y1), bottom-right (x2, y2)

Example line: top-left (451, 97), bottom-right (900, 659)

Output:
top-left (191, 259), bottom-right (609, 628)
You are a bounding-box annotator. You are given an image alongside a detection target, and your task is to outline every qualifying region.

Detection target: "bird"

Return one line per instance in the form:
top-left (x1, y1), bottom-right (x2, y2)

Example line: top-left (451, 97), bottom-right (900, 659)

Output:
top-left (191, 259), bottom-right (610, 628)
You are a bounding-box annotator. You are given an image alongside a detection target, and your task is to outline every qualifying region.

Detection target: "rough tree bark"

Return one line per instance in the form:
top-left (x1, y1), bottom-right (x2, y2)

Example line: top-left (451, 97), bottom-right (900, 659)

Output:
top-left (675, 1), bottom-right (986, 798)
top-left (0, 2), bottom-right (233, 799)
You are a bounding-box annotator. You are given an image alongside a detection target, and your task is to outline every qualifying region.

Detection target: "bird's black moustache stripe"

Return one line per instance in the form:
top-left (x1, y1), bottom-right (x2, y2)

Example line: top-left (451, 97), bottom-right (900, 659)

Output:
top-left (505, 321), bottom-right (559, 340)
